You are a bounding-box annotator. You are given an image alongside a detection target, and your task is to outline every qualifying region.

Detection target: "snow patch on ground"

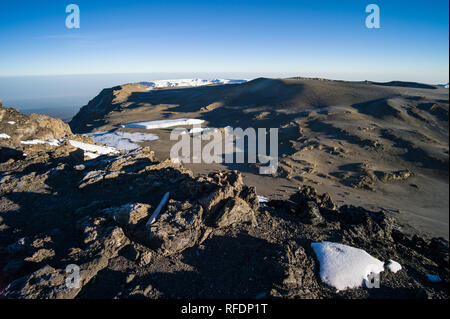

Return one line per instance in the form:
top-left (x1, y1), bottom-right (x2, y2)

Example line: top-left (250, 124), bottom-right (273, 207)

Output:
top-left (20, 138), bottom-right (118, 159)
top-left (387, 260), bottom-right (402, 273)
top-left (311, 242), bottom-right (385, 291)
top-left (180, 127), bottom-right (217, 135)
top-left (122, 119), bottom-right (205, 130)
top-left (86, 131), bottom-right (159, 150)
top-left (21, 139), bottom-right (59, 146)
top-left (0, 133), bottom-right (11, 139)
top-left (67, 140), bottom-right (118, 159)
top-left (7, 121), bottom-right (15, 125)
top-left (257, 195), bottom-right (269, 203)
top-left (139, 78), bottom-right (247, 90)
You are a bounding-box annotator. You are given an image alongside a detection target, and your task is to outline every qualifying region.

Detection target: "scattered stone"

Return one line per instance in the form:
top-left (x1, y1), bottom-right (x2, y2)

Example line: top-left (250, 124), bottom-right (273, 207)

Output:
top-left (126, 274), bottom-right (135, 283)
top-left (74, 164), bottom-right (85, 171)
top-left (212, 197), bottom-right (256, 228)
top-left (301, 201), bottom-right (323, 225)
top-left (148, 200), bottom-right (203, 254)
top-left (139, 251), bottom-right (152, 266)
top-left (107, 203), bottom-right (151, 227)
top-left (378, 169), bottom-right (413, 183)
top-left (25, 249), bottom-right (56, 263)
top-left (1, 265), bottom-right (75, 299)
top-left (31, 236), bottom-right (52, 249)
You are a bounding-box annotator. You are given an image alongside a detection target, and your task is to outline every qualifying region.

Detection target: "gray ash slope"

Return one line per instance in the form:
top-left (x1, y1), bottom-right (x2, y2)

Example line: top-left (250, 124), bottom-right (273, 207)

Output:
top-left (69, 78), bottom-right (449, 239)
top-left (0, 106), bottom-right (448, 298)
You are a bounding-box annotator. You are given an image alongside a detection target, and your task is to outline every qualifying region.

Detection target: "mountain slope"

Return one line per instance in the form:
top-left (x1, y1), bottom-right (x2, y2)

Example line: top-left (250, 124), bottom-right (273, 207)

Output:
top-left (68, 78), bottom-right (449, 239)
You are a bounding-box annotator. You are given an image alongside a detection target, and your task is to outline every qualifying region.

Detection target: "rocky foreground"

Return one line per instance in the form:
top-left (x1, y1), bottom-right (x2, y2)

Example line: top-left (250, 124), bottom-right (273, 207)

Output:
top-left (0, 105), bottom-right (449, 299)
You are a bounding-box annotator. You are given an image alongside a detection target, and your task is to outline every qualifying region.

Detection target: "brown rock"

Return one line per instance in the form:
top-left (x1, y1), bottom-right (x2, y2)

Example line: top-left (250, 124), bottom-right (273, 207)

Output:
top-left (213, 197), bottom-right (256, 228)
top-left (1, 265), bottom-right (75, 299)
top-left (0, 106), bottom-right (72, 141)
top-left (109, 203), bottom-right (151, 227)
top-left (302, 201), bottom-right (323, 225)
top-left (139, 251), bottom-right (152, 266)
top-left (148, 200), bottom-right (203, 255)
top-left (25, 249), bottom-right (56, 263)
top-left (290, 186), bottom-right (336, 211)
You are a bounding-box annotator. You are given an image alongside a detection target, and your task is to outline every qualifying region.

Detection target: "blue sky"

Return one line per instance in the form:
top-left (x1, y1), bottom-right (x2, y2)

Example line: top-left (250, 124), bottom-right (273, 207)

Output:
top-left (0, 0), bottom-right (448, 83)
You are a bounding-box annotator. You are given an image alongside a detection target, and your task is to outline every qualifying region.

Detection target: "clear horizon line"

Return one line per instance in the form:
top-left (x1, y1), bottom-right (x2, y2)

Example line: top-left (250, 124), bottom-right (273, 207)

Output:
top-left (0, 72), bottom-right (448, 85)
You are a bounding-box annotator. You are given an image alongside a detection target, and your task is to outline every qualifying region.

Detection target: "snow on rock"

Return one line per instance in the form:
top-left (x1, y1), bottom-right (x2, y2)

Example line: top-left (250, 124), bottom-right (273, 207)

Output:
top-left (257, 195), bottom-right (269, 203)
top-left (20, 138), bottom-right (118, 159)
top-left (188, 127), bottom-right (210, 135)
top-left (311, 242), bottom-right (385, 291)
top-left (179, 127), bottom-right (217, 135)
top-left (121, 118), bottom-right (204, 130)
top-left (7, 121), bottom-right (15, 125)
top-left (426, 274), bottom-right (442, 283)
top-left (84, 152), bottom-right (100, 159)
top-left (86, 131), bottom-right (159, 151)
top-left (387, 260), bottom-right (402, 273)
top-left (21, 139), bottom-right (59, 146)
top-left (67, 140), bottom-right (118, 158)
top-left (21, 140), bottom-right (46, 145)
top-left (139, 78), bottom-right (247, 90)
top-left (0, 133), bottom-right (11, 139)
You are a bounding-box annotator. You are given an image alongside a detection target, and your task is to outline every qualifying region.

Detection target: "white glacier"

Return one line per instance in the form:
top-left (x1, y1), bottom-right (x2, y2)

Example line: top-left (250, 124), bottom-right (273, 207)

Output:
top-left (139, 78), bottom-right (248, 90)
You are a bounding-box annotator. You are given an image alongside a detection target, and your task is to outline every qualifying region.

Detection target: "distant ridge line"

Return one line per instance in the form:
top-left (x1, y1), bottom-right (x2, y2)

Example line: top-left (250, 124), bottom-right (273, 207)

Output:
top-left (288, 77), bottom-right (439, 89)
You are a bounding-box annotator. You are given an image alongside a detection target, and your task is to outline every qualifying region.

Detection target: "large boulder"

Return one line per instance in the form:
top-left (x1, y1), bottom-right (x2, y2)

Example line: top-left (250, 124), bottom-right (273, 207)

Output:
top-left (106, 203), bottom-right (150, 228)
top-left (147, 200), bottom-right (204, 255)
top-left (0, 106), bottom-right (73, 142)
top-left (212, 197), bottom-right (256, 228)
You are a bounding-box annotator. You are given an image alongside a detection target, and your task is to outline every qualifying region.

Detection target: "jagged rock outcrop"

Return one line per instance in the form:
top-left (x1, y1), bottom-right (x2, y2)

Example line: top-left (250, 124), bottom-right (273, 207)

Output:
top-left (0, 106), bottom-right (73, 142)
top-left (0, 106), bottom-right (123, 164)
